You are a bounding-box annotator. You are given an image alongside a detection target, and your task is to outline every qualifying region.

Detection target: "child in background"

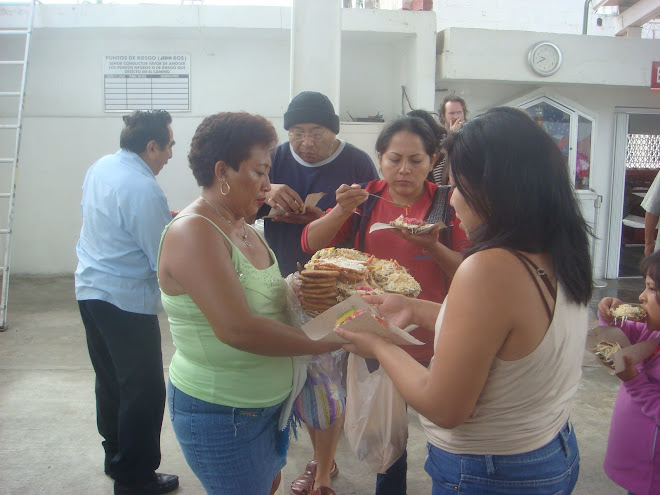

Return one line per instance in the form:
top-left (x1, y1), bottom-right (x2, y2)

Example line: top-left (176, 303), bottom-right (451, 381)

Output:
top-left (598, 251), bottom-right (660, 495)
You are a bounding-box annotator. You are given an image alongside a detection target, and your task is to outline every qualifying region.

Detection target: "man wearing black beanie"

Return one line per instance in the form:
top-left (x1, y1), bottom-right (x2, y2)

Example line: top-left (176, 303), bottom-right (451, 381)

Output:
top-left (257, 91), bottom-right (377, 277)
top-left (283, 91), bottom-right (340, 136)
top-left (256, 91), bottom-right (378, 494)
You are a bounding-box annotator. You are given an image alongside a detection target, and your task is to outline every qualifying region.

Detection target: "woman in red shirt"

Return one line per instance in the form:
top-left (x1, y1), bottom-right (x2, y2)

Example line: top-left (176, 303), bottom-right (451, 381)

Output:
top-left (300, 115), bottom-right (469, 495)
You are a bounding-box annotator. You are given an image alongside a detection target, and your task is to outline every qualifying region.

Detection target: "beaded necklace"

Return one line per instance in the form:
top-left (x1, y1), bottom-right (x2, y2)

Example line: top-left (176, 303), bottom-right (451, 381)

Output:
top-left (199, 196), bottom-right (251, 248)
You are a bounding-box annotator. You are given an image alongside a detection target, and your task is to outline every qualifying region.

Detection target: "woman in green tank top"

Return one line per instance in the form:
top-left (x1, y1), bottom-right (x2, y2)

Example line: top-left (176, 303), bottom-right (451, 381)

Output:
top-left (157, 112), bottom-right (339, 495)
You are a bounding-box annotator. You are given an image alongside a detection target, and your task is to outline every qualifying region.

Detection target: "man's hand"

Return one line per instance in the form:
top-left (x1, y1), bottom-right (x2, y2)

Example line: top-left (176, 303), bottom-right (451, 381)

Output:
top-left (643, 211), bottom-right (659, 256)
top-left (449, 119), bottom-right (464, 132)
top-left (267, 184), bottom-right (305, 213)
top-left (272, 206), bottom-right (324, 224)
top-left (645, 241), bottom-right (655, 257)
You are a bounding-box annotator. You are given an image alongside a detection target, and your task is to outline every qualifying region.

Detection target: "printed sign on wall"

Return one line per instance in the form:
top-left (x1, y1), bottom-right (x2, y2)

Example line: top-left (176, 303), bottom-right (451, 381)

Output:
top-left (652, 61), bottom-right (660, 93)
top-left (104, 55), bottom-right (190, 112)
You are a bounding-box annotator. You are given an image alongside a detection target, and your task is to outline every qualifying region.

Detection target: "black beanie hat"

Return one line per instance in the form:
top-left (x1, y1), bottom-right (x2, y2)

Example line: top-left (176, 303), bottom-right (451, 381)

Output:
top-left (283, 91), bottom-right (340, 134)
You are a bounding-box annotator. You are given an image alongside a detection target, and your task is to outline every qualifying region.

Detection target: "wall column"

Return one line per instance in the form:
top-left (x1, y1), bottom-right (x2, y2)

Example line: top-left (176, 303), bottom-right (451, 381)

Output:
top-left (290, 0), bottom-right (342, 108)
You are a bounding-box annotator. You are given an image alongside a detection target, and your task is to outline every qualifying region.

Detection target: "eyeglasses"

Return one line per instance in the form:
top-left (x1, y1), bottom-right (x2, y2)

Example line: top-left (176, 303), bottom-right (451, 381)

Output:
top-left (288, 130), bottom-right (328, 142)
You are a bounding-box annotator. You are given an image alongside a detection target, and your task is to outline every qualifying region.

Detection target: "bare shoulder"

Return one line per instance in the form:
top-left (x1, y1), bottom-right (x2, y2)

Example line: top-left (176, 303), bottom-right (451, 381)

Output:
top-left (165, 212), bottom-right (221, 240)
top-left (159, 211), bottom-right (234, 294)
top-left (444, 248), bottom-right (538, 340)
top-left (161, 213), bottom-right (231, 259)
top-left (450, 248), bottom-right (545, 310)
top-left (453, 248), bottom-right (523, 284)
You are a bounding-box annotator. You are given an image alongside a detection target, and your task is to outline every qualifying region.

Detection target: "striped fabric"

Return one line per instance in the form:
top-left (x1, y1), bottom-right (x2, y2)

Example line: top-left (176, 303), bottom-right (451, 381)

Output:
top-left (292, 355), bottom-right (346, 430)
top-left (428, 156), bottom-right (446, 185)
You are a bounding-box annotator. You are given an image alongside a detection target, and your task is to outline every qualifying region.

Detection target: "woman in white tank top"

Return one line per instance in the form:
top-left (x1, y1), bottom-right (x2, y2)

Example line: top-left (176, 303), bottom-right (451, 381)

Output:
top-left (335, 107), bottom-right (593, 494)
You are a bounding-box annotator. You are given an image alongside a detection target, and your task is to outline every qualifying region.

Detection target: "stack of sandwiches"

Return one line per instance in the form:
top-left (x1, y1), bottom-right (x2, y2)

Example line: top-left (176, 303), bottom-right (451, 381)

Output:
top-left (299, 247), bottom-right (421, 316)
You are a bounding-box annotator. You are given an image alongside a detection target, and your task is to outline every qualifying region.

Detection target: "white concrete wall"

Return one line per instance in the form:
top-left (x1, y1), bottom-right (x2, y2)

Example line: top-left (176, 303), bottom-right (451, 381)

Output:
top-left (433, 0), bottom-right (598, 35)
top-left (0, 4), bottom-right (434, 273)
top-left (437, 28), bottom-right (660, 87)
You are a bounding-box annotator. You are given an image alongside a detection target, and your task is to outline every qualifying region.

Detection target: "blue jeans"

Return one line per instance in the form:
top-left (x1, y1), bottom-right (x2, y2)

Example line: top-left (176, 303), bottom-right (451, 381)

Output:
top-left (168, 380), bottom-right (286, 495)
top-left (424, 422), bottom-right (579, 495)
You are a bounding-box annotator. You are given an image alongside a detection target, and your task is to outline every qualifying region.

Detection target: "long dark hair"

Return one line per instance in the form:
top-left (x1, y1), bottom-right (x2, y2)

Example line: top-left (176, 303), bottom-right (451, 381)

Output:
top-left (444, 106), bottom-right (593, 305)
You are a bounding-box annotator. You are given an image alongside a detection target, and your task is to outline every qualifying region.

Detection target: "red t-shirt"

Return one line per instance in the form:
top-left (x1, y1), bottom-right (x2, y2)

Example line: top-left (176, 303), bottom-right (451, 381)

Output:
top-left (302, 180), bottom-right (469, 363)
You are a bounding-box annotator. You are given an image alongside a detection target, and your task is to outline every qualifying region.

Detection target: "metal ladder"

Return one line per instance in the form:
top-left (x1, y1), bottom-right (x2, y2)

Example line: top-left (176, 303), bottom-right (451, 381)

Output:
top-left (0, 0), bottom-right (36, 330)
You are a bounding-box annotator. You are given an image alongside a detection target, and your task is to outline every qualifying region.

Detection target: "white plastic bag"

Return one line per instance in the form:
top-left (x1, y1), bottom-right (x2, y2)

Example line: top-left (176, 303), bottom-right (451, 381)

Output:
top-left (344, 353), bottom-right (408, 474)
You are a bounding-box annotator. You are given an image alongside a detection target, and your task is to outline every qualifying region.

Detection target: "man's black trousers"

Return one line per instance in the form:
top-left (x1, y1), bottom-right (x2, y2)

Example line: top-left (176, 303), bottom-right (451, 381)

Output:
top-left (78, 299), bottom-right (166, 483)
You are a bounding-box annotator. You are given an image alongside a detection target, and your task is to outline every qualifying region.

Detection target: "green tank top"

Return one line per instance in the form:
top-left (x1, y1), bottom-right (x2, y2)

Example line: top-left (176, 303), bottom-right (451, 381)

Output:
top-left (158, 214), bottom-right (293, 408)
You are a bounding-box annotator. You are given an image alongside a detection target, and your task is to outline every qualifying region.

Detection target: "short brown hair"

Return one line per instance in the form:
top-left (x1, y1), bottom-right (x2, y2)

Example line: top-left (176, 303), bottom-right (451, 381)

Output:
top-left (188, 112), bottom-right (278, 187)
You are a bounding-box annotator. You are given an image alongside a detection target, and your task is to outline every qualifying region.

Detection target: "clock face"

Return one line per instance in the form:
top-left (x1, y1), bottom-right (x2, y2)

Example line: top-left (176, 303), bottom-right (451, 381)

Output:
top-left (529, 42), bottom-right (562, 76)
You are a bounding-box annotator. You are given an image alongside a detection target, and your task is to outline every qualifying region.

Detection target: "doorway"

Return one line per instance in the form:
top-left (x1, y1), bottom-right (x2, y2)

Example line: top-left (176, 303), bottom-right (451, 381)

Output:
top-left (607, 111), bottom-right (660, 278)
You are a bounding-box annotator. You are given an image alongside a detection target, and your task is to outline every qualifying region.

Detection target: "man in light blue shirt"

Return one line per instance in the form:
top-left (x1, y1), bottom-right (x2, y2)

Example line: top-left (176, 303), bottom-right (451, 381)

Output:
top-left (75, 110), bottom-right (178, 495)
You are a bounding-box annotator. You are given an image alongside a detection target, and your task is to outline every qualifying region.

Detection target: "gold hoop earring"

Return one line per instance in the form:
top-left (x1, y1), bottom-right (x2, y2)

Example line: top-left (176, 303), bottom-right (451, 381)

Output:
top-left (220, 178), bottom-right (231, 196)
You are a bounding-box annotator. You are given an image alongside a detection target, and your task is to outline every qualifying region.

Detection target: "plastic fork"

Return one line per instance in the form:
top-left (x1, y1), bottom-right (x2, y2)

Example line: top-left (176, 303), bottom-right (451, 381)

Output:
top-left (366, 192), bottom-right (410, 209)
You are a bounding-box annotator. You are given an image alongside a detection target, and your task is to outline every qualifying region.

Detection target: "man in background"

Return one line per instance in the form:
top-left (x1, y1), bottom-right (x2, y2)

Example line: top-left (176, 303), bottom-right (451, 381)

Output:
top-left (75, 110), bottom-right (178, 495)
top-left (257, 91), bottom-right (378, 494)
top-left (439, 94), bottom-right (469, 133)
top-left (642, 171), bottom-right (660, 256)
top-left (259, 90), bottom-right (379, 277)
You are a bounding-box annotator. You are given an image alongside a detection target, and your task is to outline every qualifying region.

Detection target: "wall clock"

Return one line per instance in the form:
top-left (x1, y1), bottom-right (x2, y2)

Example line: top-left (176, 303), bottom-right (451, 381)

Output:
top-left (528, 41), bottom-right (562, 77)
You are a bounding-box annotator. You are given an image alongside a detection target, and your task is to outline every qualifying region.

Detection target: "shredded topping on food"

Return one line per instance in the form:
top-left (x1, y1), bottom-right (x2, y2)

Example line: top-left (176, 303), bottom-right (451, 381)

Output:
top-left (389, 214), bottom-right (436, 234)
top-left (395, 215), bottom-right (425, 226)
top-left (592, 340), bottom-right (622, 370)
top-left (390, 214), bottom-right (426, 229)
top-left (610, 304), bottom-right (646, 322)
top-left (310, 247), bottom-right (371, 262)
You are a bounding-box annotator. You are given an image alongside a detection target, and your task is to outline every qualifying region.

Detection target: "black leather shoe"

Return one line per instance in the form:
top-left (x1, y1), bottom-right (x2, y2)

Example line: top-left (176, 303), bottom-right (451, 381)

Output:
top-left (114, 473), bottom-right (179, 495)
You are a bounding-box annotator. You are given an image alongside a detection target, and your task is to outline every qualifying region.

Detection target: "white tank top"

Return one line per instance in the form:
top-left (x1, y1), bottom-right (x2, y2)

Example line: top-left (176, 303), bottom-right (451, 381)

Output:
top-left (420, 282), bottom-right (588, 455)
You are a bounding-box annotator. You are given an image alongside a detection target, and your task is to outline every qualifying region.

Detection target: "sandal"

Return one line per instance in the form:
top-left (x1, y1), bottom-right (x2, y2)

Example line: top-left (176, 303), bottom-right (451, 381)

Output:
top-left (290, 461), bottom-right (316, 495)
top-left (330, 460), bottom-right (339, 479)
top-left (312, 487), bottom-right (336, 495)
top-left (290, 460), bottom-right (339, 495)
top-left (307, 459), bottom-right (340, 479)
